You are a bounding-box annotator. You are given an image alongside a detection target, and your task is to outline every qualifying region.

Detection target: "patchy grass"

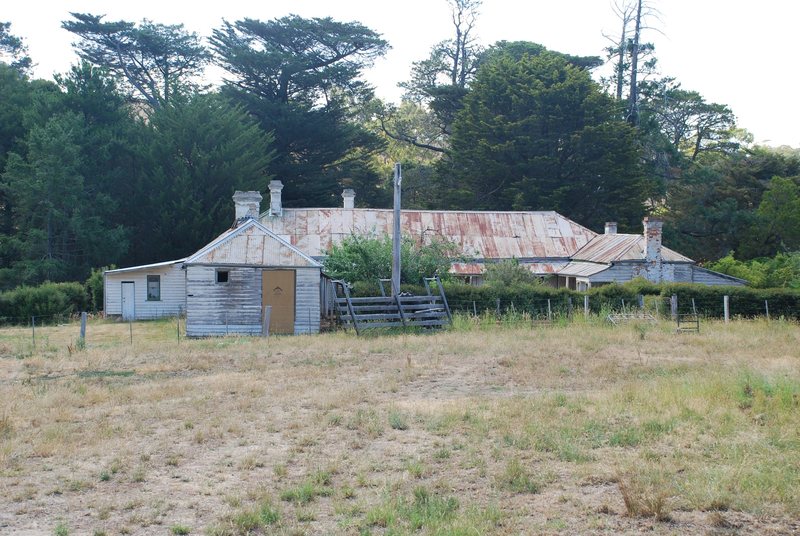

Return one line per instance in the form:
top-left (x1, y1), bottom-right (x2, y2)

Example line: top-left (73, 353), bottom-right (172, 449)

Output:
top-left (0, 317), bottom-right (798, 534)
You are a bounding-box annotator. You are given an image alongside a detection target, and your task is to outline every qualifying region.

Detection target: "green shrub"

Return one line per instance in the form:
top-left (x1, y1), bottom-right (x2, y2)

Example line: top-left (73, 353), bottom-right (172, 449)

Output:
top-left (85, 266), bottom-right (113, 312)
top-left (0, 281), bottom-right (88, 322)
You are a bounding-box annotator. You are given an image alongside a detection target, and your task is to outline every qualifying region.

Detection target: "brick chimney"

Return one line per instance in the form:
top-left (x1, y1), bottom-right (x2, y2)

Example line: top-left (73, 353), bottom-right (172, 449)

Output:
top-left (232, 191), bottom-right (262, 221)
top-left (342, 188), bottom-right (355, 209)
top-left (643, 217), bottom-right (664, 282)
top-left (268, 180), bottom-right (284, 217)
top-left (604, 222), bottom-right (617, 235)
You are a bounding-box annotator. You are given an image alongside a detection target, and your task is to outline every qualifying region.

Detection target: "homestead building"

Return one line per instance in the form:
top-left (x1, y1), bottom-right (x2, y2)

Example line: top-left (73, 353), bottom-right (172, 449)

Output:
top-left (104, 184), bottom-right (743, 333)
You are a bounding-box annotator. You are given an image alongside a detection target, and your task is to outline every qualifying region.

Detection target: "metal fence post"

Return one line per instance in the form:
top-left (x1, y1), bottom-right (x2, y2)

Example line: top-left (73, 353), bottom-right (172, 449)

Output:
top-left (583, 295), bottom-right (589, 318)
top-left (723, 295), bottom-right (730, 323)
top-left (765, 300), bottom-right (770, 321)
top-left (547, 299), bottom-right (552, 321)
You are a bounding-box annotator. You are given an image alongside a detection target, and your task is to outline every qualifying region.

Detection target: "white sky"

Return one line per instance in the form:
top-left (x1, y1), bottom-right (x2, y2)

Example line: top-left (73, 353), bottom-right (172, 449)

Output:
top-left (5, 0), bottom-right (799, 147)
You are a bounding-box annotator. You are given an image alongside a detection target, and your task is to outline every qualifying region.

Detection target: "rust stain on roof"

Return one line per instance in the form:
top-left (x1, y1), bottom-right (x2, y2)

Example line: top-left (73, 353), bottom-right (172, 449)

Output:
top-left (262, 209), bottom-right (597, 260)
top-left (572, 234), bottom-right (693, 263)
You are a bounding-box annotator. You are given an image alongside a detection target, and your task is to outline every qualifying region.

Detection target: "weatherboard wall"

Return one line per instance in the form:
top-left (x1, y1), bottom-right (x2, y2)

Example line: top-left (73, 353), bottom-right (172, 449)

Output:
top-left (104, 264), bottom-right (186, 320)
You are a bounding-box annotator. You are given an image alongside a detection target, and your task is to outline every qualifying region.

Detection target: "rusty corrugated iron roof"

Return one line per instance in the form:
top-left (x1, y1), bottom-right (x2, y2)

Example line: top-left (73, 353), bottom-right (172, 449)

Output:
top-left (261, 209), bottom-right (597, 260)
top-left (450, 261), bottom-right (567, 276)
top-left (185, 219), bottom-right (321, 267)
top-left (571, 234), bottom-right (693, 264)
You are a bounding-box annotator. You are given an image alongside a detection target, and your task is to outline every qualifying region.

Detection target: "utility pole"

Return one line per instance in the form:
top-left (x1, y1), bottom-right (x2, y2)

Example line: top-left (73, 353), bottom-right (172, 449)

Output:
top-left (392, 163), bottom-right (402, 296)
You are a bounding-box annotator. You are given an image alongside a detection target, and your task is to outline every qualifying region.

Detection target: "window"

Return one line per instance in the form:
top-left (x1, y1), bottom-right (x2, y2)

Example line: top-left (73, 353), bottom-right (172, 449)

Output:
top-left (216, 270), bottom-right (229, 284)
top-left (146, 275), bottom-right (161, 301)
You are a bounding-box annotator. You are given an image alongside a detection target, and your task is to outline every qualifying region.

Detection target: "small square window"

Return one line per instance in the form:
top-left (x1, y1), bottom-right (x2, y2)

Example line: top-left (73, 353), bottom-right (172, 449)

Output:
top-left (146, 275), bottom-right (161, 301)
top-left (216, 270), bottom-right (229, 284)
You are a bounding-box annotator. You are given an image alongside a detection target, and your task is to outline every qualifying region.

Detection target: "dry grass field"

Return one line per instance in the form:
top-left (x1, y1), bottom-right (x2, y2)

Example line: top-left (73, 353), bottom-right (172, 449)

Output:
top-left (1, 316), bottom-right (799, 535)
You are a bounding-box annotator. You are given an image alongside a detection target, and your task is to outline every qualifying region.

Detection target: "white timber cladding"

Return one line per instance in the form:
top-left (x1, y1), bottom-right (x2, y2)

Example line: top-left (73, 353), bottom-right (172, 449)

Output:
top-left (185, 265), bottom-right (263, 336)
top-left (295, 268), bottom-right (321, 334)
top-left (104, 263), bottom-right (185, 319)
top-left (184, 265), bottom-right (321, 336)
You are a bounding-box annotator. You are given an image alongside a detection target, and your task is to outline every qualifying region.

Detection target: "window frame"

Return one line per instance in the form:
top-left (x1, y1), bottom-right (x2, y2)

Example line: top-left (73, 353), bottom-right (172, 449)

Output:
top-left (216, 270), bottom-right (230, 284)
top-left (146, 274), bottom-right (161, 301)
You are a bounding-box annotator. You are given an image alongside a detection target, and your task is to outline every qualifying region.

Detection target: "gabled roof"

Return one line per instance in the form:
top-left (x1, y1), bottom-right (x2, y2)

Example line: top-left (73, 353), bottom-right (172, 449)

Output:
top-left (261, 208), bottom-right (597, 260)
top-left (185, 218), bottom-right (321, 267)
top-left (571, 233), bottom-right (693, 264)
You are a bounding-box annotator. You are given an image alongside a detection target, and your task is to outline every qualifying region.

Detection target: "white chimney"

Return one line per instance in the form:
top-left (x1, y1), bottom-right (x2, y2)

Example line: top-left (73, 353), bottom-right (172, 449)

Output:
top-left (604, 222), bottom-right (618, 235)
top-left (342, 188), bottom-right (355, 209)
top-left (643, 217), bottom-right (664, 282)
top-left (232, 191), bottom-right (262, 221)
top-left (268, 180), bottom-right (284, 217)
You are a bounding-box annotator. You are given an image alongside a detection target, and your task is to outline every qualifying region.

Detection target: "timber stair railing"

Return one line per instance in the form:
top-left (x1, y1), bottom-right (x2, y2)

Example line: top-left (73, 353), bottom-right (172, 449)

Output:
top-left (331, 276), bottom-right (452, 335)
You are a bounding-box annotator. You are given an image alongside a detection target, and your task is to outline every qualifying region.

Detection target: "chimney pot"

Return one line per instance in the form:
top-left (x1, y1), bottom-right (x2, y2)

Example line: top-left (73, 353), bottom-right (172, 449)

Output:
top-left (268, 180), bottom-right (284, 217)
top-left (604, 222), bottom-right (618, 235)
top-left (342, 188), bottom-right (356, 209)
top-left (232, 191), bottom-right (262, 221)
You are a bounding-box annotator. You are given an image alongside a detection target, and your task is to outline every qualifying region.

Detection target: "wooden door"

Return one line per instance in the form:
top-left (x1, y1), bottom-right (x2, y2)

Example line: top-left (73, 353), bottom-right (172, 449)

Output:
top-left (121, 282), bottom-right (135, 321)
top-left (262, 270), bottom-right (295, 334)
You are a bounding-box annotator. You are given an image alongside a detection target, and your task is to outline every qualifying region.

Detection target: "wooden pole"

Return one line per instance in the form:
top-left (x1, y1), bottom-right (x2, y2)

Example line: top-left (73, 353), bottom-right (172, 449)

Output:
top-left (765, 300), bottom-right (770, 321)
top-left (472, 301), bottom-right (477, 317)
top-left (261, 306), bottom-right (272, 337)
top-left (391, 163), bottom-right (402, 296)
top-left (723, 295), bottom-right (730, 323)
top-left (670, 295), bottom-right (678, 320)
top-left (584, 295), bottom-right (589, 318)
top-left (547, 299), bottom-right (552, 321)
top-left (80, 312), bottom-right (87, 343)
top-left (496, 298), bottom-right (501, 318)
top-left (129, 321), bottom-right (133, 344)
top-left (31, 316), bottom-right (35, 349)
top-left (638, 294), bottom-right (644, 308)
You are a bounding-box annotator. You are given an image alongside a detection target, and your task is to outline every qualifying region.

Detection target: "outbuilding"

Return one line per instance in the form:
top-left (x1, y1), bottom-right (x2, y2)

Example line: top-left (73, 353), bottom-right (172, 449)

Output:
top-left (104, 191), bottom-right (323, 336)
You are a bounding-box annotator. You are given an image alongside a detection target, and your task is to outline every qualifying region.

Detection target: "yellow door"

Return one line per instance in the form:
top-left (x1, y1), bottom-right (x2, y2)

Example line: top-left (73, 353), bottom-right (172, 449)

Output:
top-left (262, 270), bottom-right (295, 334)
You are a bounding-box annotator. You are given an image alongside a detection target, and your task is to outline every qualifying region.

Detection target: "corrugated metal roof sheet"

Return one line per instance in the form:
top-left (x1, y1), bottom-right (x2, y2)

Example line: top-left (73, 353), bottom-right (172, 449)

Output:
top-left (104, 258), bottom-right (186, 274)
top-left (572, 234), bottom-right (693, 263)
top-left (450, 261), bottom-right (567, 276)
top-left (261, 209), bottom-right (597, 260)
top-left (557, 261), bottom-right (611, 277)
top-left (185, 219), bottom-right (321, 267)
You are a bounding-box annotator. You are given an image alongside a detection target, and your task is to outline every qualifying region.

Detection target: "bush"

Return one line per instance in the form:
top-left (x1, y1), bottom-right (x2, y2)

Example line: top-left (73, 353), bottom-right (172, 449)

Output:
top-left (0, 281), bottom-right (88, 323)
top-left (323, 234), bottom-right (462, 285)
top-left (85, 266), bottom-right (113, 312)
top-left (483, 259), bottom-right (541, 287)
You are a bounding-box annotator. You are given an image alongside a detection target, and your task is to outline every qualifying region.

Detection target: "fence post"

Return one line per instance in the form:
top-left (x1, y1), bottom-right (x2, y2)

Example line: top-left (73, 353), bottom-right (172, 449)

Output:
top-left (723, 295), bottom-right (730, 323)
top-left (176, 315), bottom-right (180, 342)
top-left (495, 298), bottom-right (501, 318)
top-left (472, 301), bottom-right (477, 317)
top-left (129, 320), bottom-right (133, 344)
top-left (31, 316), bottom-right (35, 349)
top-left (261, 306), bottom-right (272, 337)
top-left (670, 295), bottom-right (678, 321)
top-left (80, 312), bottom-right (87, 343)
top-left (765, 300), bottom-right (770, 321)
top-left (638, 294), bottom-right (644, 309)
top-left (568, 297), bottom-right (573, 317)
top-left (547, 299), bottom-right (552, 321)
top-left (584, 295), bottom-right (589, 318)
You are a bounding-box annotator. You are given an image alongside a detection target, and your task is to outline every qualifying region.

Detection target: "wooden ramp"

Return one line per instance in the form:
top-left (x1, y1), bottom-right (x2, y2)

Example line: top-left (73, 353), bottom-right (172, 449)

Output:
top-left (331, 277), bottom-right (452, 335)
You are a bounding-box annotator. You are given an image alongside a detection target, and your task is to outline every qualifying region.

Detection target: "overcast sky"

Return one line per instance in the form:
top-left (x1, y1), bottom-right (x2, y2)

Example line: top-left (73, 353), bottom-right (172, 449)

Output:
top-left (5, 0), bottom-right (799, 148)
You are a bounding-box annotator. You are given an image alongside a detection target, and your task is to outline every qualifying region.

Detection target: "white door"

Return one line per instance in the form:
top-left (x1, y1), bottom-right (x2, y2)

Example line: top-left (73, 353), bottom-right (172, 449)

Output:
top-left (121, 282), bottom-right (135, 321)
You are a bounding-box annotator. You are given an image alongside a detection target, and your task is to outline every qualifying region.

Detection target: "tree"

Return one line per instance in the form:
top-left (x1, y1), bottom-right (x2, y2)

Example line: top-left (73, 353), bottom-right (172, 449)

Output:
top-left (0, 22), bottom-right (32, 73)
top-left (387, 0), bottom-right (484, 154)
top-left (210, 15), bottom-right (388, 207)
top-left (127, 94), bottom-right (275, 265)
top-left (757, 175), bottom-right (800, 252)
top-left (442, 47), bottom-right (652, 229)
top-left (62, 13), bottom-right (209, 109)
top-left (640, 79), bottom-right (737, 161)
